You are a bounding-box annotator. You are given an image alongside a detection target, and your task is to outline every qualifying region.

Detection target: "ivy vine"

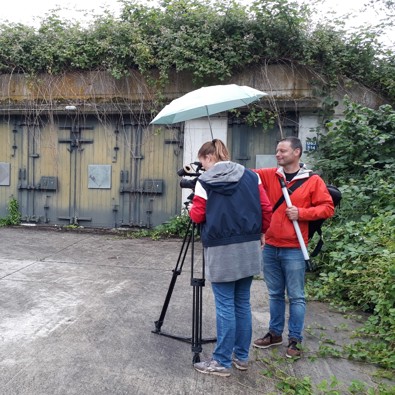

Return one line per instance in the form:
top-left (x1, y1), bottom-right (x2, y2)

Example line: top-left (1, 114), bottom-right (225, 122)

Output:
top-left (0, 0), bottom-right (393, 101)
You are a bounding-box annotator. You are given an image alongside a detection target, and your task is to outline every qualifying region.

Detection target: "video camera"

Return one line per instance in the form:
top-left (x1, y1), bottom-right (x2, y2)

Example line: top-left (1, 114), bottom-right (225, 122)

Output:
top-left (177, 161), bottom-right (204, 190)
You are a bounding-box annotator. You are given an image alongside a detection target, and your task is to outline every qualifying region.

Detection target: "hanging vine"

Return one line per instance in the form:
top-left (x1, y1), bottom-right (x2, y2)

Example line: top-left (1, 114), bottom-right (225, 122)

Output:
top-left (0, 0), bottom-right (393, 102)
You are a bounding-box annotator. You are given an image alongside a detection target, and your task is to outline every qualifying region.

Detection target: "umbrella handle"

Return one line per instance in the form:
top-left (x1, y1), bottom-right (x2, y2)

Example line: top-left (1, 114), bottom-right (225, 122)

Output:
top-left (205, 106), bottom-right (213, 139)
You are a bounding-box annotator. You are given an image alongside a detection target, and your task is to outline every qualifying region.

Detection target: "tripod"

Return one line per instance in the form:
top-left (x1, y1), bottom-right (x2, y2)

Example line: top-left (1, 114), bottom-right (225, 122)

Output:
top-left (152, 218), bottom-right (216, 363)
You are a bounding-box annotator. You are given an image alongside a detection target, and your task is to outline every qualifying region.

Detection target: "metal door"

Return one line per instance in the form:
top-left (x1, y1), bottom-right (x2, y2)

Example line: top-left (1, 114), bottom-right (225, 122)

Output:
top-left (119, 123), bottom-right (183, 228)
top-left (57, 115), bottom-right (94, 225)
top-left (229, 112), bottom-right (298, 168)
top-left (17, 122), bottom-right (45, 222)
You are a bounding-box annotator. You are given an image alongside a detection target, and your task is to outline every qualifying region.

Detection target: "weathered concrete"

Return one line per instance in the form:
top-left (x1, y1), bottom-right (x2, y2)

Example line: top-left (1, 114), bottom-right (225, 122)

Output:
top-left (0, 66), bottom-right (387, 115)
top-left (0, 227), bottom-right (391, 394)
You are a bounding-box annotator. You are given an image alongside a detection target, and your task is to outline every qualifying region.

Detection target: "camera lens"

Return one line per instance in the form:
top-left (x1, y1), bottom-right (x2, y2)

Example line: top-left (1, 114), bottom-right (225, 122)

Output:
top-left (177, 168), bottom-right (188, 176)
top-left (180, 178), bottom-right (198, 189)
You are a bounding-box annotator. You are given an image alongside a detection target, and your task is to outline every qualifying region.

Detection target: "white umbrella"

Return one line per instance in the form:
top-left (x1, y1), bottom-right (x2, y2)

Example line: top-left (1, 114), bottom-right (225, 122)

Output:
top-left (150, 84), bottom-right (267, 138)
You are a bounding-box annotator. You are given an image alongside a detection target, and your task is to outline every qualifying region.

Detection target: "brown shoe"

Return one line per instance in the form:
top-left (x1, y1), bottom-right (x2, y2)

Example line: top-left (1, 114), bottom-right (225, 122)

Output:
top-left (286, 339), bottom-right (302, 359)
top-left (253, 332), bottom-right (283, 349)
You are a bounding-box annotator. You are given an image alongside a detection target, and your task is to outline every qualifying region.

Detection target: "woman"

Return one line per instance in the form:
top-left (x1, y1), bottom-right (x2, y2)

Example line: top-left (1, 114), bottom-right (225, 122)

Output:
top-left (188, 139), bottom-right (272, 376)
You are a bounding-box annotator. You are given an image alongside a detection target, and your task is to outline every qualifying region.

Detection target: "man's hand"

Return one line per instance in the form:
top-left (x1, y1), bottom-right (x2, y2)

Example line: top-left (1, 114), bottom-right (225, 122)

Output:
top-left (285, 206), bottom-right (299, 221)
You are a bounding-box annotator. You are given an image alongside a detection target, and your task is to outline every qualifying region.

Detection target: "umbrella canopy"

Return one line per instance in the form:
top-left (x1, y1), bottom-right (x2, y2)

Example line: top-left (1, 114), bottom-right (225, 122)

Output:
top-left (150, 84), bottom-right (267, 126)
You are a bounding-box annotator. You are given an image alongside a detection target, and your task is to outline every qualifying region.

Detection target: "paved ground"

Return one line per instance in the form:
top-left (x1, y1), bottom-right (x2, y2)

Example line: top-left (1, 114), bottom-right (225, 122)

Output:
top-left (0, 227), bottom-right (391, 394)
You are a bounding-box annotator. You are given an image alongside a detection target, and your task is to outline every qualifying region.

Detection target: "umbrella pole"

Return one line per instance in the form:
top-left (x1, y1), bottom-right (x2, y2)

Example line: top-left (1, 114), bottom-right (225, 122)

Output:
top-left (208, 117), bottom-right (213, 139)
top-left (205, 106), bottom-right (214, 139)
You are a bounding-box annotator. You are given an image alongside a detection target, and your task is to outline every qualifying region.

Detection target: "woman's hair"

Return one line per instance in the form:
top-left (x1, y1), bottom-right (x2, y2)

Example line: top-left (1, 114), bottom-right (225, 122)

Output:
top-left (198, 139), bottom-right (230, 162)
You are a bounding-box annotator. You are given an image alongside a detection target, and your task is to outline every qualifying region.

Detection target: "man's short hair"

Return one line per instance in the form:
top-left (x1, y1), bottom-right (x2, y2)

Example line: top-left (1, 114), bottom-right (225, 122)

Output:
top-left (279, 136), bottom-right (302, 158)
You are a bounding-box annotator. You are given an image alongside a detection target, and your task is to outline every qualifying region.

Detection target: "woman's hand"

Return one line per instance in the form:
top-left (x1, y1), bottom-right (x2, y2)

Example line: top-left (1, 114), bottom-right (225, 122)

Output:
top-left (260, 233), bottom-right (265, 249)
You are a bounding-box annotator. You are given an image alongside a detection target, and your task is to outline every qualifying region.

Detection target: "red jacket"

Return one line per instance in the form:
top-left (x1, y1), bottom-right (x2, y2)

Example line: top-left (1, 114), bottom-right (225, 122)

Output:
top-left (254, 167), bottom-right (334, 248)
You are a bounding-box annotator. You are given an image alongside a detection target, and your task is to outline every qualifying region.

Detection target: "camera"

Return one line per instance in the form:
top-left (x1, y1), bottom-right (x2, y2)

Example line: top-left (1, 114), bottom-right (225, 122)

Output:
top-left (177, 162), bottom-right (204, 190)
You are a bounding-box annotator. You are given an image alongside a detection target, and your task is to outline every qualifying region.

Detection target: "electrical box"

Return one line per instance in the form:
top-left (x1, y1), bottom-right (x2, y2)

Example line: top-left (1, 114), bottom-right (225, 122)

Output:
top-left (143, 179), bottom-right (163, 194)
top-left (39, 176), bottom-right (58, 191)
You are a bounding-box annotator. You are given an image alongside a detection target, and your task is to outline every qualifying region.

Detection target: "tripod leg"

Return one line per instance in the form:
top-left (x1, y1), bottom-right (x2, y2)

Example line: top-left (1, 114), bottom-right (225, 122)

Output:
top-left (190, 223), bottom-right (216, 364)
top-left (152, 219), bottom-right (216, 354)
top-left (191, 278), bottom-right (204, 363)
top-left (152, 219), bottom-right (192, 334)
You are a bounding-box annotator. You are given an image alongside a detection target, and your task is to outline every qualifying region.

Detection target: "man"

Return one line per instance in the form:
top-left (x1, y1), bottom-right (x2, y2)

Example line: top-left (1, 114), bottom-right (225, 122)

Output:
top-left (253, 136), bottom-right (334, 358)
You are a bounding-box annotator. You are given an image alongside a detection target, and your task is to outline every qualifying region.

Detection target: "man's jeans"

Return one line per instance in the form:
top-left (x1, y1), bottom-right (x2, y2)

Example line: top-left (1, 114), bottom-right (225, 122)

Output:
top-left (211, 276), bottom-right (253, 368)
top-left (263, 244), bottom-right (306, 342)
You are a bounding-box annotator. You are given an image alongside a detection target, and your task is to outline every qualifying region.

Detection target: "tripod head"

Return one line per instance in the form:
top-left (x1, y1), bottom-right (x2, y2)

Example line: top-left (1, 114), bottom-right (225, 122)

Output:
top-left (177, 162), bottom-right (204, 190)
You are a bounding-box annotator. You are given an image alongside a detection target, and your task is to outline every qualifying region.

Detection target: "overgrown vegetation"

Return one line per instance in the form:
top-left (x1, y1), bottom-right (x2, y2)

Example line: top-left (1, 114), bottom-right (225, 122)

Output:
top-left (306, 99), bottom-right (395, 370)
top-left (0, 197), bottom-right (21, 226)
top-left (255, 349), bottom-right (395, 394)
top-left (0, 0), bottom-right (394, 101)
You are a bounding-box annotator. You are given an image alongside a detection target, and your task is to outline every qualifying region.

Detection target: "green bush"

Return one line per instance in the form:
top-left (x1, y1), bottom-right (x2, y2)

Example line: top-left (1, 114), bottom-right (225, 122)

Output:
top-left (151, 211), bottom-right (192, 239)
top-left (0, 197), bottom-right (21, 226)
top-left (307, 100), bottom-right (395, 369)
top-left (0, 0), bottom-right (393, 100)
top-left (128, 211), bottom-right (192, 240)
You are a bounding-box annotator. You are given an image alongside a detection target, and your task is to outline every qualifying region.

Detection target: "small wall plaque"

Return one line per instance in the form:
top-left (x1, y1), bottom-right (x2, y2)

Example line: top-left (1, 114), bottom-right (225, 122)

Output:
top-left (88, 165), bottom-right (112, 189)
top-left (0, 163), bottom-right (10, 186)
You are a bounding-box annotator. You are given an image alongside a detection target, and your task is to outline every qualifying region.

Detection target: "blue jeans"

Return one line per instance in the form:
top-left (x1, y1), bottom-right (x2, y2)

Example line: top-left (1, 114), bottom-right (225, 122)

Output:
top-left (211, 276), bottom-right (253, 368)
top-left (263, 244), bottom-right (306, 342)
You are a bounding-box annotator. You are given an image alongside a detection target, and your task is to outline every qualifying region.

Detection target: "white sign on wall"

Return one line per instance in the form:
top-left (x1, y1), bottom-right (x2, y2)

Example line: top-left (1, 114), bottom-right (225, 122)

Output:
top-left (0, 162), bottom-right (10, 186)
top-left (88, 165), bottom-right (112, 189)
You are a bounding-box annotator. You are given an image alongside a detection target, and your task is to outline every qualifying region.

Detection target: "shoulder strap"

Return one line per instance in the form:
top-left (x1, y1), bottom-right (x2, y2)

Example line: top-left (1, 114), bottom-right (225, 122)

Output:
top-left (310, 227), bottom-right (324, 257)
top-left (272, 177), bottom-right (309, 213)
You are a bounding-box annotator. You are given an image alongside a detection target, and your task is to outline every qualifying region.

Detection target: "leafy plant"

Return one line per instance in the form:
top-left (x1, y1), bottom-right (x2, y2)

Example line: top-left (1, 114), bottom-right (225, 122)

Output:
top-left (307, 100), bottom-right (395, 369)
top-left (255, 350), bottom-right (393, 394)
top-left (245, 108), bottom-right (277, 129)
top-left (127, 211), bottom-right (192, 240)
top-left (0, 0), bottom-right (393, 101)
top-left (0, 197), bottom-right (21, 226)
top-left (63, 224), bottom-right (81, 229)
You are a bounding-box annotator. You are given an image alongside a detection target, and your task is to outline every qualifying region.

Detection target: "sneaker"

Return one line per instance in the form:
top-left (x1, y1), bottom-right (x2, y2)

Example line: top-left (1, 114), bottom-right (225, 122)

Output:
top-left (194, 359), bottom-right (231, 377)
top-left (232, 356), bottom-right (248, 371)
top-left (253, 332), bottom-right (283, 349)
top-left (286, 339), bottom-right (302, 359)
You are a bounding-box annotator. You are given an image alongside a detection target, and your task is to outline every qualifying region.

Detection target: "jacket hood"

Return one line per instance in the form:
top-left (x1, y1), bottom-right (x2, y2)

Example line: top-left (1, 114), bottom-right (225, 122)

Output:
top-left (276, 166), bottom-right (312, 180)
top-left (199, 161), bottom-right (245, 195)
